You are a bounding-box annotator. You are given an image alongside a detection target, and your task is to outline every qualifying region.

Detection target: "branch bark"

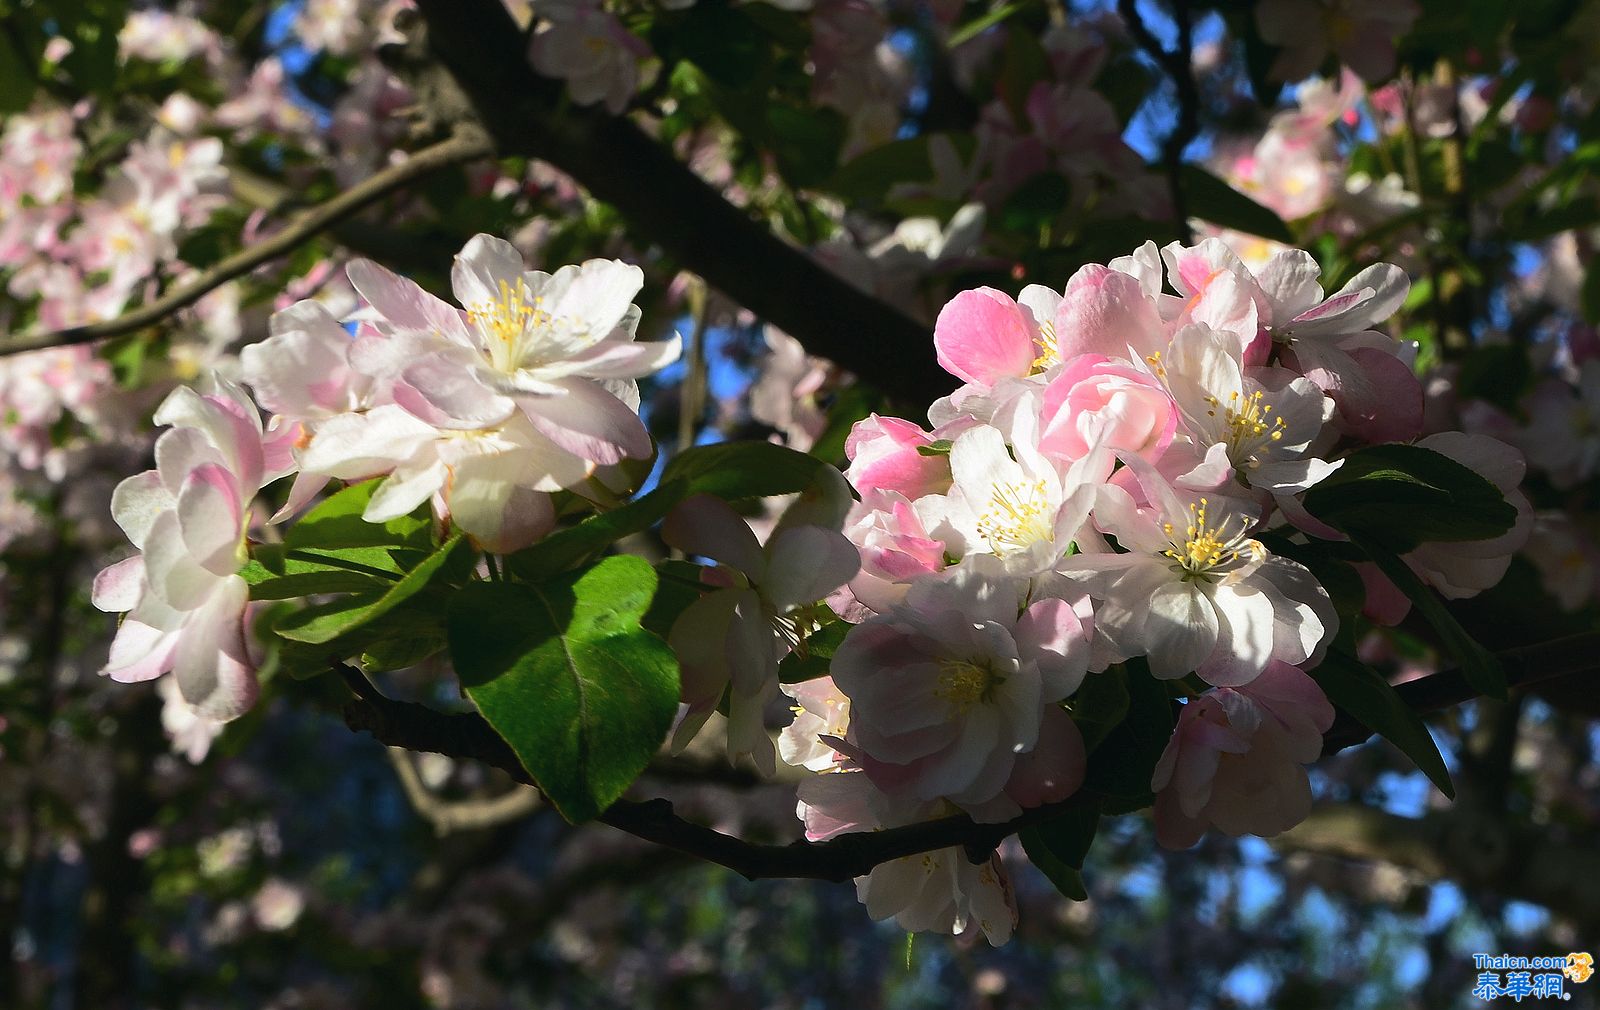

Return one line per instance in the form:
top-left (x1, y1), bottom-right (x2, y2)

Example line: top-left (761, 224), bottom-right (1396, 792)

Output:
top-left (405, 0), bottom-right (950, 406)
top-left (338, 630), bottom-right (1600, 884)
top-left (0, 128), bottom-right (494, 359)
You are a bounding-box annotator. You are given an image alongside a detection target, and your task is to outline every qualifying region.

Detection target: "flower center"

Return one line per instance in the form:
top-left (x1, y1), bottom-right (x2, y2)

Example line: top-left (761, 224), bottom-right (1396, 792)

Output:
top-left (975, 478), bottom-right (1054, 555)
top-left (1161, 497), bottom-right (1258, 580)
top-left (466, 278), bottom-right (550, 369)
top-left (935, 658), bottom-right (1001, 714)
top-left (1204, 388), bottom-right (1286, 464)
top-left (1031, 320), bottom-right (1060, 373)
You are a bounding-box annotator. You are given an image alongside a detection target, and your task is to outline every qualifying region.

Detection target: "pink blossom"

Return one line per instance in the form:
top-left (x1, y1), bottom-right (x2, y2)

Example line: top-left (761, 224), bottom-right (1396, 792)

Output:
top-left (528, 0), bottom-right (650, 115)
top-left (1151, 661), bottom-right (1335, 847)
top-left (844, 414), bottom-right (953, 500)
top-left (93, 380), bottom-right (285, 721)
top-left (1035, 355), bottom-right (1178, 464)
top-left (831, 564), bottom-right (1090, 818)
top-left (1255, 0), bottom-right (1421, 83)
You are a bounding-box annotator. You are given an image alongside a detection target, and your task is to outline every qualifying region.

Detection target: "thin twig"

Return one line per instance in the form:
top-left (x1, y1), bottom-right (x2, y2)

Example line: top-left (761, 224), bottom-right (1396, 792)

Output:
top-left (1, 128), bottom-right (494, 359)
top-left (386, 747), bottom-right (542, 835)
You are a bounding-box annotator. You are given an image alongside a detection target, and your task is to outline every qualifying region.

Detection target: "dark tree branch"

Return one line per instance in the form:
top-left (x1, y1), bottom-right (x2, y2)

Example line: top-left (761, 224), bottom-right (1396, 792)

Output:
top-left (404, 0), bottom-right (950, 406)
top-left (337, 631), bottom-right (1600, 884)
top-left (1118, 0), bottom-right (1199, 243)
top-left (1, 129), bottom-right (495, 359)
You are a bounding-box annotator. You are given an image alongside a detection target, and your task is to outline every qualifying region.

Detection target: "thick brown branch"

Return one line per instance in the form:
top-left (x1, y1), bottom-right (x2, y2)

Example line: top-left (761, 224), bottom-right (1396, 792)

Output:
top-left (406, 0), bottom-right (950, 406)
top-left (1, 129), bottom-right (494, 359)
top-left (339, 631), bottom-right (1600, 883)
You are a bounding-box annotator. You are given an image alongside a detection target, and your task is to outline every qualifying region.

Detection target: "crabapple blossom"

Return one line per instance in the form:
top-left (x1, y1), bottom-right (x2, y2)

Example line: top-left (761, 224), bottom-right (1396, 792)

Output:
top-left (663, 468), bottom-right (861, 773)
top-left (348, 234), bottom-right (680, 467)
top-left (1061, 456), bottom-right (1335, 685)
top-left (1254, 0), bottom-right (1421, 83)
top-left (1034, 355), bottom-right (1178, 465)
top-left (1151, 661), bottom-right (1336, 848)
top-left (93, 380), bottom-right (289, 720)
top-left (836, 489), bottom-right (951, 616)
top-left (796, 769), bottom-right (1019, 944)
top-left (1149, 323), bottom-right (1337, 494)
top-left (830, 563), bottom-right (1090, 818)
top-left (919, 418), bottom-right (1094, 576)
top-left (842, 414), bottom-right (954, 500)
top-left (295, 405), bottom-right (581, 552)
top-left (527, 0), bottom-right (650, 115)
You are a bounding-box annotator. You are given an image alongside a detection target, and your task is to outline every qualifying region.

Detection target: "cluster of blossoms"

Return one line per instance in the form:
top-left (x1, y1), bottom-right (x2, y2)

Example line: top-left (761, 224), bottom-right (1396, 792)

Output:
top-left (760, 238), bottom-right (1529, 942)
top-left (95, 234), bottom-right (680, 721)
top-left (90, 227), bottom-right (1529, 945)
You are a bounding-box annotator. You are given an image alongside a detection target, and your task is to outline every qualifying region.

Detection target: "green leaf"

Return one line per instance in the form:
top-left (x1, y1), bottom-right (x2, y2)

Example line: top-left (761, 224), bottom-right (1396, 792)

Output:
top-left (1082, 660), bottom-right (1173, 803)
top-left (0, 26), bottom-right (40, 114)
top-left (660, 441), bottom-right (828, 501)
top-left (1302, 443), bottom-right (1518, 553)
top-left (239, 555), bottom-right (391, 601)
top-left (1351, 533), bottom-right (1507, 700)
top-left (361, 633), bottom-right (447, 673)
top-left (284, 478), bottom-right (433, 552)
top-left (768, 104), bottom-right (846, 189)
top-left (1311, 652), bottom-right (1455, 798)
top-left (1068, 668), bottom-right (1131, 755)
top-left (1018, 800), bottom-right (1101, 902)
top-left (274, 536), bottom-right (469, 646)
top-left (828, 135), bottom-right (937, 203)
top-left (1178, 164), bottom-right (1294, 243)
top-left (506, 479), bottom-right (686, 582)
top-left (777, 618), bottom-right (853, 683)
top-left (643, 559), bottom-right (708, 640)
top-left (449, 556), bottom-right (680, 822)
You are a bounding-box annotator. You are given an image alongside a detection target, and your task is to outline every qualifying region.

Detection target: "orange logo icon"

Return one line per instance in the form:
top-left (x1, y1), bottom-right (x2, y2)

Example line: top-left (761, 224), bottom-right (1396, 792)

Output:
top-left (1565, 952), bottom-right (1593, 983)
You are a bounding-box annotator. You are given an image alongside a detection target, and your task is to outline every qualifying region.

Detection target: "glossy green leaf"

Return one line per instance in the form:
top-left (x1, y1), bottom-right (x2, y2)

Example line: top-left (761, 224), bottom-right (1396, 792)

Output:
top-left (1018, 800), bottom-right (1101, 902)
top-left (1351, 533), bottom-right (1507, 700)
top-left (449, 556), bottom-right (680, 823)
top-left (1311, 652), bottom-right (1455, 798)
top-left (777, 618), bottom-right (853, 684)
top-left (660, 441), bottom-right (828, 501)
top-left (1082, 660), bottom-right (1173, 804)
top-left (1302, 443), bottom-right (1518, 552)
top-left (1068, 667), bottom-right (1131, 755)
top-left (274, 536), bottom-right (468, 645)
top-left (284, 478), bottom-right (433, 552)
top-left (507, 479), bottom-right (687, 581)
top-left (1179, 164), bottom-right (1294, 243)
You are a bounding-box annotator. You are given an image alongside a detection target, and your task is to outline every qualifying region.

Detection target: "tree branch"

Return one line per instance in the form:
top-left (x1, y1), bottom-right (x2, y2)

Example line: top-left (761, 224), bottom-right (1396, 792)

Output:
top-left (0, 128), bottom-right (494, 359)
top-left (1118, 0), bottom-right (1199, 243)
top-left (337, 631), bottom-right (1600, 884)
top-left (404, 0), bottom-right (950, 406)
top-left (386, 746), bottom-right (542, 836)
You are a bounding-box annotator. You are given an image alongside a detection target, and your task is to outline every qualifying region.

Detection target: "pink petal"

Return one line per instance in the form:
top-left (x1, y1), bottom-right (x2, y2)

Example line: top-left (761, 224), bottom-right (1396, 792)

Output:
top-left (934, 288), bottom-right (1036, 385)
top-left (517, 377), bottom-right (651, 465)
